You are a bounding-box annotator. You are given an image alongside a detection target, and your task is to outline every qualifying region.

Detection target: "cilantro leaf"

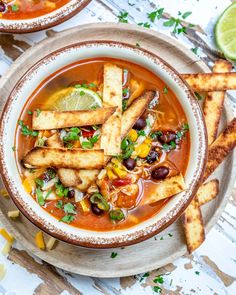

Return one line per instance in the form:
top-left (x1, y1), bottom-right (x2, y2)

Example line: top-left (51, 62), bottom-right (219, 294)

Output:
top-left (36, 188), bottom-right (45, 206)
top-left (182, 11), bottom-right (192, 19)
top-left (111, 252), bottom-right (118, 258)
top-left (63, 203), bottom-right (77, 215)
top-left (60, 215), bottom-right (75, 224)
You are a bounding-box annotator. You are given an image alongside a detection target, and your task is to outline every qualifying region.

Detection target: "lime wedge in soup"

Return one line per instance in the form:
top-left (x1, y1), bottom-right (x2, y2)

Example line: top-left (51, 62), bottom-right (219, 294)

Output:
top-left (215, 3), bottom-right (236, 60)
top-left (49, 87), bottom-right (102, 111)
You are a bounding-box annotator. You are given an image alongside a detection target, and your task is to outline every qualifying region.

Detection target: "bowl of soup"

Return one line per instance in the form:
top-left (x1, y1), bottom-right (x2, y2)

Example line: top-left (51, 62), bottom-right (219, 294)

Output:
top-left (0, 0), bottom-right (91, 33)
top-left (0, 41), bottom-right (207, 248)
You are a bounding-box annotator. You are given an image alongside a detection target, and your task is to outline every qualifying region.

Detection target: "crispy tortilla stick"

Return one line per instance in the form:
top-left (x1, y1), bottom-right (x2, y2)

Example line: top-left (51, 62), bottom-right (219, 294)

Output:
top-left (184, 118), bottom-right (236, 253)
top-left (183, 197), bottom-right (205, 253)
top-left (197, 179), bottom-right (219, 206)
top-left (22, 147), bottom-right (104, 170)
top-left (203, 118), bottom-right (236, 182)
top-left (203, 60), bottom-right (232, 145)
top-left (32, 107), bottom-right (116, 130)
top-left (142, 174), bottom-right (186, 205)
top-left (182, 72), bottom-right (236, 92)
top-left (100, 64), bottom-right (123, 155)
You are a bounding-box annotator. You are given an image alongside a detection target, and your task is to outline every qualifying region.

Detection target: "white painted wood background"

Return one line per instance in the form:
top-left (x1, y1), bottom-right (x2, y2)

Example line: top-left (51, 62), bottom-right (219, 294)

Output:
top-left (0, 0), bottom-right (235, 294)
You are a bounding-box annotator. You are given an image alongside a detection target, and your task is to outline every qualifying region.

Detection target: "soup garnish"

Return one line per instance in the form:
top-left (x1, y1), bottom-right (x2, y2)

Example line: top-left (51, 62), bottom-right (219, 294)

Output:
top-left (16, 58), bottom-right (190, 231)
top-left (0, 0), bottom-right (70, 20)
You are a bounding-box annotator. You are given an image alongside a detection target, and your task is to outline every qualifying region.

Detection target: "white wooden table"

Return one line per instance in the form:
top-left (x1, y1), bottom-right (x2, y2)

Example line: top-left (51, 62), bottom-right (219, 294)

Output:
top-left (0, 1), bottom-right (235, 294)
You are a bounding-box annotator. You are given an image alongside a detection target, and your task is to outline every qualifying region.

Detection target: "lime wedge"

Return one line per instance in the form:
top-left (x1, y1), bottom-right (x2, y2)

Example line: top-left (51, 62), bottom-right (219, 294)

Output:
top-left (215, 3), bottom-right (236, 60)
top-left (48, 87), bottom-right (102, 111)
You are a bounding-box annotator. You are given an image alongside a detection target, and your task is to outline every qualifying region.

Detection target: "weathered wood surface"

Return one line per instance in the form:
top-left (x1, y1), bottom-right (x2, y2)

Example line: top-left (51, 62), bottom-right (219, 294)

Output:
top-left (0, 0), bottom-right (235, 294)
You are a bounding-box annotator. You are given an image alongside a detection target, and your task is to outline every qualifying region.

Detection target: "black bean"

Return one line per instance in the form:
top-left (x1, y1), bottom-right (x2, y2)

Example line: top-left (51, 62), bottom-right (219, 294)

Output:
top-left (91, 203), bottom-right (103, 215)
top-left (146, 150), bottom-right (159, 164)
top-left (123, 158), bottom-right (136, 170)
top-left (133, 118), bottom-right (146, 130)
top-left (68, 190), bottom-right (75, 199)
top-left (159, 132), bottom-right (176, 144)
top-left (0, 2), bottom-right (6, 12)
top-left (151, 166), bottom-right (169, 180)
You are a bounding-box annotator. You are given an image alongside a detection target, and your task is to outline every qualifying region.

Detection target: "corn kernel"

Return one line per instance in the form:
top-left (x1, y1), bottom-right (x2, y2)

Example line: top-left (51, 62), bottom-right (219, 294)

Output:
top-left (79, 199), bottom-right (90, 214)
top-left (112, 166), bottom-right (127, 178)
top-left (144, 137), bottom-right (152, 144)
top-left (135, 143), bottom-right (151, 158)
top-left (128, 129), bottom-right (138, 142)
top-left (107, 168), bottom-right (117, 180)
top-left (35, 231), bottom-right (45, 250)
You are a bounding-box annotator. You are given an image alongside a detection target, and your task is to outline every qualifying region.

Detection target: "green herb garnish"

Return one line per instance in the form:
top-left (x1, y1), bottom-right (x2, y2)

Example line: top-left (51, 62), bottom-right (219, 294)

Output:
top-left (163, 86), bottom-right (168, 94)
top-left (36, 188), bottom-right (45, 206)
top-left (153, 286), bottom-right (162, 293)
top-left (147, 8), bottom-right (164, 22)
top-left (153, 275), bottom-right (164, 284)
top-left (111, 252), bottom-right (118, 258)
top-left (18, 120), bottom-right (38, 137)
top-left (11, 4), bottom-right (19, 12)
top-left (137, 130), bottom-right (146, 137)
top-left (56, 200), bottom-right (63, 209)
top-left (27, 110), bottom-right (33, 115)
top-left (35, 178), bottom-right (44, 188)
top-left (60, 215), bottom-right (75, 224)
top-left (194, 92), bottom-right (203, 100)
top-left (182, 11), bottom-right (192, 19)
top-left (122, 88), bottom-right (129, 96)
top-left (47, 168), bottom-right (56, 179)
top-left (63, 127), bottom-right (80, 142)
top-left (195, 271), bottom-right (200, 275)
top-left (139, 272), bottom-right (150, 282)
top-left (191, 47), bottom-right (199, 55)
top-left (118, 11), bottom-right (128, 23)
top-left (150, 131), bottom-right (162, 139)
top-left (138, 22), bottom-right (151, 28)
top-left (12, 146), bottom-right (16, 151)
top-left (122, 100), bottom-right (128, 112)
top-left (63, 203), bottom-right (77, 214)
top-left (81, 141), bottom-right (93, 149)
top-left (80, 91), bottom-right (85, 96)
top-left (55, 182), bottom-right (69, 198)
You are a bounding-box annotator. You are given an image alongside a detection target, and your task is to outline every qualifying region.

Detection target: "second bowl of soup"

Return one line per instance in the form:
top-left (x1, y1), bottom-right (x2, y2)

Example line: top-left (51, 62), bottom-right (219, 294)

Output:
top-left (0, 41), bottom-right (207, 248)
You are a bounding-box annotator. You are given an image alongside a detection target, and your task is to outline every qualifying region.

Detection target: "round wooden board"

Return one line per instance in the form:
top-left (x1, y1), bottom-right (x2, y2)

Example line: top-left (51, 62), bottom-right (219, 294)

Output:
top-left (0, 23), bottom-right (235, 278)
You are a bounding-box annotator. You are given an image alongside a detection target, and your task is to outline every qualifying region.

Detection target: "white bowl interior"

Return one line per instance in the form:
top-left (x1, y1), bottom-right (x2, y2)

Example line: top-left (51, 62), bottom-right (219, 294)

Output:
top-left (1, 43), bottom-right (206, 243)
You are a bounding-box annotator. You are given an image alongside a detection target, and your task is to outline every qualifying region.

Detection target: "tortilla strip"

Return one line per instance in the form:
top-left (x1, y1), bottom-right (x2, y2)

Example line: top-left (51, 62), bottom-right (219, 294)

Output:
top-left (183, 118), bottom-right (236, 253)
top-left (203, 60), bottom-right (232, 145)
top-left (22, 147), bottom-right (104, 170)
top-left (32, 107), bottom-right (116, 130)
top-left (182, 72), bottom-right (236, 92)
top-left (197, 179), bottom-right (219, 206)
top-left (203, 118), bottom-right (236, 182)
top-left (100, 64), bottom-right (123, 155)
top-left (183, 197), bottom-right (205, 253)
top-left (142, 174), bottom-right (186, 205)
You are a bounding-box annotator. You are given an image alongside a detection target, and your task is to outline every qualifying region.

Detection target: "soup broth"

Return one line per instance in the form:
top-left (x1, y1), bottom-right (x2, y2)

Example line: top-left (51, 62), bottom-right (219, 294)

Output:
top-left (16, 58), bottom-right (190, 231)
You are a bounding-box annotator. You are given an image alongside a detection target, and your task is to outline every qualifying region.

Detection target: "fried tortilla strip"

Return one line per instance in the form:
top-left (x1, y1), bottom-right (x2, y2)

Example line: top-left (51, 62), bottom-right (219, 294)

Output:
top-left (46, 133), bottom-right (82, 186)
top-left (203, 118), bottom-right (236, 182)
top-left (197, 179), bottom-right (219, 206)
top-left (22, 147), bottom-right (104, 170)
top-left (182, 72), bottom-right (236, 92)
top-left (100, 64), bottom-right (123, 155)
top-left (142, 174), bottom-right (186, 205)
top-left (183, 197), bottom-right (205, 253)
top-left (121, 90), bottom-right (156, 138)
top-left (32, 107), bottom-right (116, 130)
top-left (76, 170), bottom-right (100, 192)
top-left (203, 60), bottom-right (232, 145)
top-left (183, 118), bottom-right (236, 253)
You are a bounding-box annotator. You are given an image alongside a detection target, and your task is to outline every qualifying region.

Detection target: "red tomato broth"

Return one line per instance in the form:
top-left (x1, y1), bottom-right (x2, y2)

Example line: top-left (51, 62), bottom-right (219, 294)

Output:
top-left (0, 0), bottom-right (70, 20)
top-left (16, 57), bottom-right (190, 231)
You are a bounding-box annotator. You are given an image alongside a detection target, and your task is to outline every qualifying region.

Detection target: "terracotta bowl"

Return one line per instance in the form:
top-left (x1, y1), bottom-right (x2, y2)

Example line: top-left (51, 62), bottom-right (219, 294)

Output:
top-left (0, 0), bottom-right (91, 33)
top-left (0, 41), bottom-right (207, 248)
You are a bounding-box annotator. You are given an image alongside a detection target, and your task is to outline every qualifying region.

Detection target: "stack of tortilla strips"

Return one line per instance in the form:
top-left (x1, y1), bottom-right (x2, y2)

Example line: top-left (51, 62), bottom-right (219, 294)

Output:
top-left (182, 59), bottom-right (236, 253)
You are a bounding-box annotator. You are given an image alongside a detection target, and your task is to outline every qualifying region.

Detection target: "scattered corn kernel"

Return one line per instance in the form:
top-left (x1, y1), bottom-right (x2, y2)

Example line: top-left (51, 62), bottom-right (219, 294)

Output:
top-left (79, 199), bottom-right (90, 213)
top-left (135, 143), bottom-right (151, 158)
top-left (7, 210), bottom-right (20, 219)
top-left (0, 228), bottom-right (14, 243)
top-left (0, 189), bottom-right (9, 197)
top-left (44, 1), bottom-right (56, 9)
top-left (35, 231), bottom-right (45, 250)
top-left (128, 215), bottom-right (139, 224)
top-left (1, 242), bottom-right (12, 256)
top-left (128, 129), bottom-right (138, 142)
top-left (46, 237), bottom-right (57, 250)
top-left (144, 137), bottom-right (152, 145)
top-left (22, 178), bottom-right (35, 193)
top-left (111, 159), bottom-right (127, 178)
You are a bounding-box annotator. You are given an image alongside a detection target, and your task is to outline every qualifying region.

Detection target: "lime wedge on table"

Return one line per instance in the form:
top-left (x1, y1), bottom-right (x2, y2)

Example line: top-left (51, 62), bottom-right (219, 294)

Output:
top-left (49, 87), bottom-right (102, 111)
top-left (215, 3), bottom-right (236, 60)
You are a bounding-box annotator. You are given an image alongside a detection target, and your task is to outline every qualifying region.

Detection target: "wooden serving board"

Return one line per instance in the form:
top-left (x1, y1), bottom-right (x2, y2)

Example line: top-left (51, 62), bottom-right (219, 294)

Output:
top-left (0, 23), bottom-right (235, 278)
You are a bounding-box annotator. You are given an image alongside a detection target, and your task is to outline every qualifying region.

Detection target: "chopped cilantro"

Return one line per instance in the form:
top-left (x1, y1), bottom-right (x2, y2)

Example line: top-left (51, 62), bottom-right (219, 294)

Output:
top-left (147, 8), bottom-right (164, 22)
top-left (168, 233), bottom-right (173, 237)
top-left (163, 86), bottom-right (168, 94)
top-left (137, 130), bottom-right (146, 137)
top-left (194, 92), bottom-right (203, 100)
top-left (122, 100), bottom-right (128, 112)
top-left (63, 203), bottom-right (77, 214)
top-left (45, 190), bottom-right (52, 200)
top-left (89, 83), bottom-right (97, 88)
top-left (55, 182), bottom-right (69, 198)
top-left (191, 47), bottom-right (199, 55)
top-left (80, 90), bottom-right (85, 96)
top-left (11, 4), bottom-right (19, 12)
top-left (182, 11), bottom-right (192, 19)
top-left (136, 43), bottom-right (140, 47)
top-left (27, 110), bottom-right (33, 115)
top-left (195, 271), bottom-right (200, 275)
top-left (12, 146), bottom-right (16, 151)
top-left (138, 22), bottom-right (151, 28)
top-left (90, 134), bottom-right (99, 144)
top-left (150, 131), bottom-right (162, 139)
top-left (18, 120), bottom-right (38, 137)
top-left (163, 17), bottom-right (187, 34)
top-left (118, 11), bottom-right (128, 23)
top-left (140, 272), bottom-right (150, 282)
top-left (81, 141), bottom-right (93, 149)
top-left (111, 252), bottom-right (118, 258)
top-left (153, 286), bottom-right (162, 293)
top-left (160, 236), bottom-right (164, 240)
top-left (183, 123), bottom-right (189, 131)
top-left (63, 127), bottom-right (80, 142)
top-left (56, 200), bottom-right (63, 209)
top-left (153, 275), bottom-right (164, 284)
top-left (122, 88), bottom-right (129, 95)
top-left (47, 168), bottom-right (56, 179)
top-left (35, 178), bottom-right (44, 188)
top-left (36, 188), bottom-right (45, 206)
top-left (60, 215), bottom-right (75, 224)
